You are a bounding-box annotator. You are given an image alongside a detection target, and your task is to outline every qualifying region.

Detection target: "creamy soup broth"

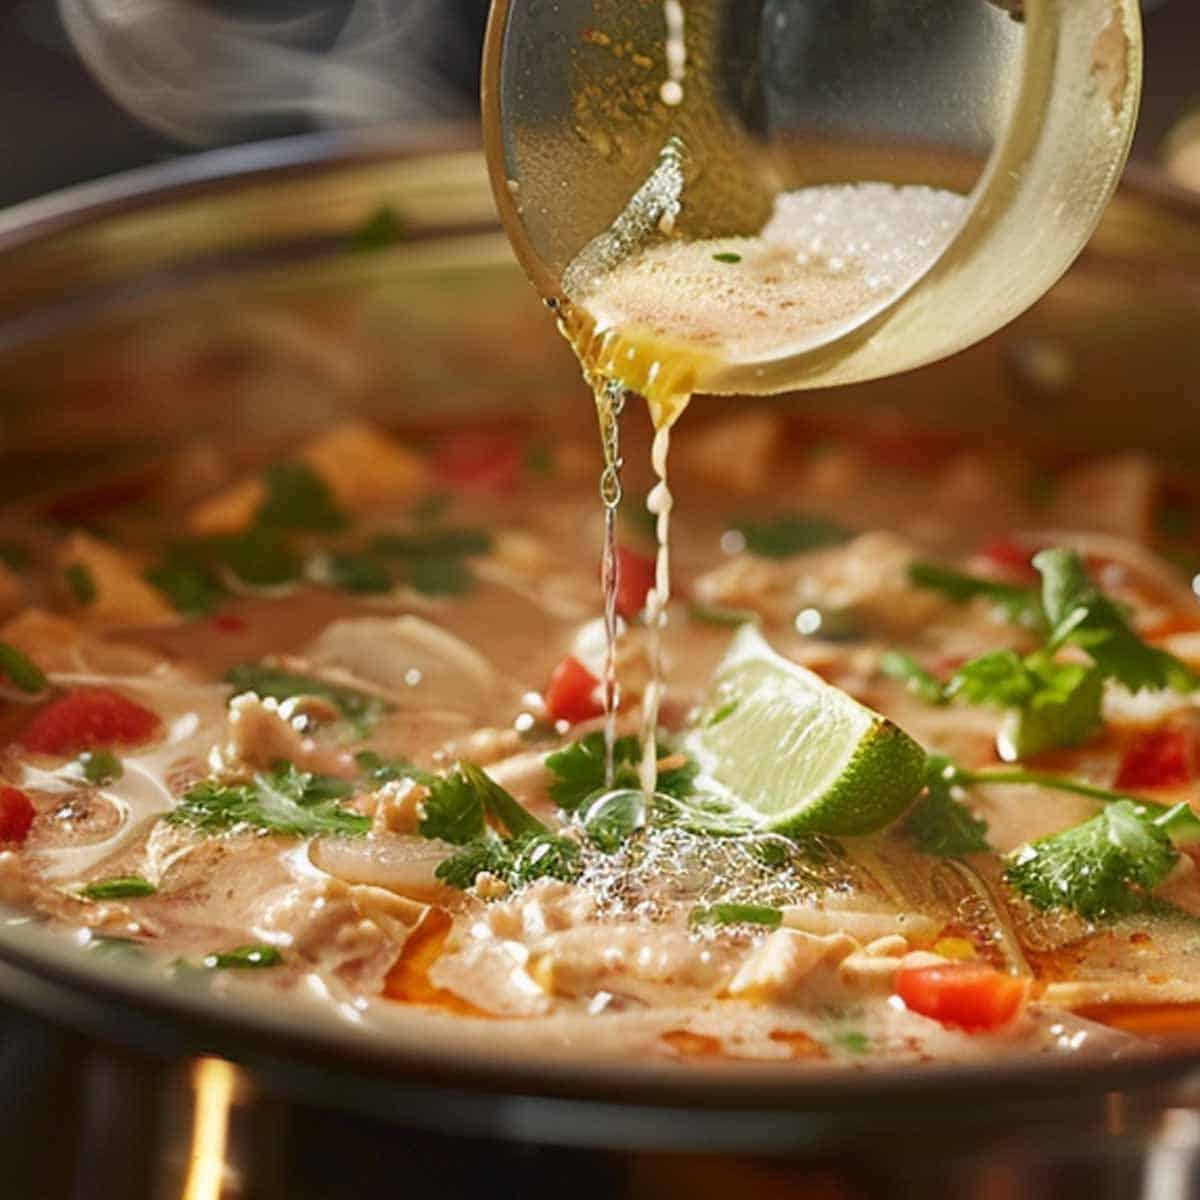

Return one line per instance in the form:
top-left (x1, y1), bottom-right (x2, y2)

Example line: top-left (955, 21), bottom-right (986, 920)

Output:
top-left (0, 405), bottom-right (1199, 1066)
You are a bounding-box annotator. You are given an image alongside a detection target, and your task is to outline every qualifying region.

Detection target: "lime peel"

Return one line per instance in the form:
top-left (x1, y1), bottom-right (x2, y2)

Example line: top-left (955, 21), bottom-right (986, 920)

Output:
top-left (685, 626), bottom-right (926, 836)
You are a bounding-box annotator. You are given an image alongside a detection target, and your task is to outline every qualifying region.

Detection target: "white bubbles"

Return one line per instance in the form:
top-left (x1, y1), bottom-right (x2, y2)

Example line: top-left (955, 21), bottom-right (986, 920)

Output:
top-left (578, 182), bottom-right (968, 364)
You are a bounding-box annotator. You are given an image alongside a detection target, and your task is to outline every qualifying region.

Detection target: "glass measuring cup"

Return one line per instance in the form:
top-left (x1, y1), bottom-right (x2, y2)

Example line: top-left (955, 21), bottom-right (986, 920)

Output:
top-left (482, 0), bottom-right (1142, 399)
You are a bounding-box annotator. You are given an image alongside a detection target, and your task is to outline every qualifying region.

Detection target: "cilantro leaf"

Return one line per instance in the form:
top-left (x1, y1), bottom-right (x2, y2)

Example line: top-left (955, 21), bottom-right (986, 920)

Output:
top-left (1005, 801), bottom-right (1180, 920)
top-left (948, 648), bottom-right (1041, 708)
top-left (323, 552), bottom-right (393, 595)
top-left (949, 651), bottom-right (1104, 760)
top-left (1034, 548), bottom-right (1197, 693)
top-left (999, 661), bottom-right (1104, 761)
top-left (255, 462), bottom-right (346, 532)
top-left (904, 757), bottom-right (990, 857)
top-left (214, 527), bottom-right (302, 587)
top-left (420, 762), bottom-right (550, 845)
top-left (435, 831), bottom-right (581, 892)
top-left (354, 751), bottom-right (436, 788)
top-left (544, 732), bottom-right (697, 812)
top-left (421, 763), bottom-right (579, 892)
top-left (908, 561), bottom-right (1040, 624)
top-left (371, 529), bottom-right (492, 559)
top-left (435, 838), bottom-right (515, 888)
top-left (371, 529), bottom-right (492, 597)
top-left (145, 550), bottom-right (226, 615)
top-left (78, 750), bottom-right (123, 786)
top-left (729, 514), bottom-right (851, 559)
top-left (459, 761), bottom-right (549, 838)
top-left (419, 771), bottom-right (487, 844)
top-left (224, 663), bottom-right (388, 731)
top-left (510, 832), bottom-right (582, 884)
top-left (879, 651), bottom-right (947, 705)
top-left (169, 762), bottom-right (367, 838)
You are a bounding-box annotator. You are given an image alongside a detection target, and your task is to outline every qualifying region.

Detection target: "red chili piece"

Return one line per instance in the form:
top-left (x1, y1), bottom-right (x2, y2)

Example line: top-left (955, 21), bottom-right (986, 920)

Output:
top-left (615, 546), bottom-right (656, 621)
top-left (21, 688), bottom-right (162, 756)
top-left (894, 962), bottom-right (1030, 1033)
top-left (212, 613), bottom-right (248, 634)
top-left (1115, 726), bottom-right (1195, 791)
top-left (545, 657), bottom-right (604, 724)
top-left (0, 786), bottom-right (34, 843)
top-left (432, 431), bottom-right (521, 493)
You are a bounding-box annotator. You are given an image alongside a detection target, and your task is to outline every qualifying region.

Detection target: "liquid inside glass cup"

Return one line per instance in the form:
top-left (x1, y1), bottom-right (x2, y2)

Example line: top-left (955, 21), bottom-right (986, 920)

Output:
top-left (483, 0), bottom-right (1142, 414)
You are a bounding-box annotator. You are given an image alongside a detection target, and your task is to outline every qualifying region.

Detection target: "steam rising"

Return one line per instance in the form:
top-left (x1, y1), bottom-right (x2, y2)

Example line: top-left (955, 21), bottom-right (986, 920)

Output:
top-left (57, 0), bottom-right (470, 144)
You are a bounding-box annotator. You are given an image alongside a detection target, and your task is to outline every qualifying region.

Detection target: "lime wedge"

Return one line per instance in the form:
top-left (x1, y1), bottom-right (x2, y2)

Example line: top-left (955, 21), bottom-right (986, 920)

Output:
top-left (685, 626), bottom-right (926, 836)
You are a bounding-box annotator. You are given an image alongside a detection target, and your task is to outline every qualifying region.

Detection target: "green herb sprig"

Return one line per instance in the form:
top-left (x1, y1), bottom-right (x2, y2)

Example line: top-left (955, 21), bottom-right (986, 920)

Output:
top-left (169, 762), bottom-right (366, 839)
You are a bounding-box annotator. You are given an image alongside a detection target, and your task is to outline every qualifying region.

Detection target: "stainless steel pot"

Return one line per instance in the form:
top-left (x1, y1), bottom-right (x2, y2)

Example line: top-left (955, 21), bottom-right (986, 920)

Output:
top-left (1, 128), bottom-right (1199, 1197)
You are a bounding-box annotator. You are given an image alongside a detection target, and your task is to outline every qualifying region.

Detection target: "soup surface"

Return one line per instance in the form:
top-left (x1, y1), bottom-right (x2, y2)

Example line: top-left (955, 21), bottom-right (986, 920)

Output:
top-left (1, 407), bottom-right (1199, 1067)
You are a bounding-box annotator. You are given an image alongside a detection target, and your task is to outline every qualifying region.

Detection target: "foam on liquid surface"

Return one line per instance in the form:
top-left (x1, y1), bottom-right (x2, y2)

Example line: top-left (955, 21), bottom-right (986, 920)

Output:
top-left (575, 183), bottom-right (968, 365)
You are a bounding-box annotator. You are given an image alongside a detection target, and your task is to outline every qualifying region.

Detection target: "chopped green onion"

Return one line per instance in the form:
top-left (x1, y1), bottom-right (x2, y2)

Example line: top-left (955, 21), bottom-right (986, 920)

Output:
top-left (712, 252), bottom-right (742, 264)
top-left (689, 903), bottom-right (783, 929)
top-left (202, 944), bottom-right (283, 969)
top-left (79, 875), bottom-right (155, 900)
top-left (0, 641), bottom-right (47, 694)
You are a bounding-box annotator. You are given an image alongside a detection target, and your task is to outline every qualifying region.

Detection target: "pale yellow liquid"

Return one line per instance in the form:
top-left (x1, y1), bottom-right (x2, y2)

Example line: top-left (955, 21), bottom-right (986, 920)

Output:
top-left (566, 182), bottom-right (969, 423)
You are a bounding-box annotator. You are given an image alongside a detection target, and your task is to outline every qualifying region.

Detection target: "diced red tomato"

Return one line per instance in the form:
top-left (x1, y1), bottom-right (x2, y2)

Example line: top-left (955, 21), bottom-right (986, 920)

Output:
top-left (0, 786), bottom-right (34, 843)
top-left (432, 430), bottom-right (521, 493)
top-left (894, 962), bottom-right (1030, 1033)
top-left (977, 536), bottom-right (1038, 583)
top-left (615, 546), bottom-right (656, 620)
top-left (1115, 726), bottom-right (1195, 791)
top-left (20, 688), bottom-right (162, 757)
top-left (545, 657), bottom-right (603, 724)
top-left (211, 613), bottom-right (248, 634)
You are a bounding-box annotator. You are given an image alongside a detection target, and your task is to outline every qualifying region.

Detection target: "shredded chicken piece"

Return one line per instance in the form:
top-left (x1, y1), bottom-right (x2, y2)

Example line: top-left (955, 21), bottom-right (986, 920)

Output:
top-left (222, 693), bottom-right (352, 776)
top-left (726, 930), bottom-right (858, 1004)
top-left (695, 532), bottom-right (948, 636)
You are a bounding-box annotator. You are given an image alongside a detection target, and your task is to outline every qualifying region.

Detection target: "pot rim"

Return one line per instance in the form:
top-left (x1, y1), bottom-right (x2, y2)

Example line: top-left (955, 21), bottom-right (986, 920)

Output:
top-left (0, 133), bottom-right (1198, 1148)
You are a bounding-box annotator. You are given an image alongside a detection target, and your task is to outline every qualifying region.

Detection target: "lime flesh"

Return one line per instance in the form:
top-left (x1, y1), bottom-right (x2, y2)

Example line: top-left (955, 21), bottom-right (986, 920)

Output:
top-left (686, 626), bottom-right (926, 836)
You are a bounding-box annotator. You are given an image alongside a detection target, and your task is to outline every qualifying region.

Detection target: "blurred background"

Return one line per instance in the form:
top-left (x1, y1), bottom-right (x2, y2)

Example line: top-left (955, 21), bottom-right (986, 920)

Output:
top-left (0, 0), bottom-right (1195, 210)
